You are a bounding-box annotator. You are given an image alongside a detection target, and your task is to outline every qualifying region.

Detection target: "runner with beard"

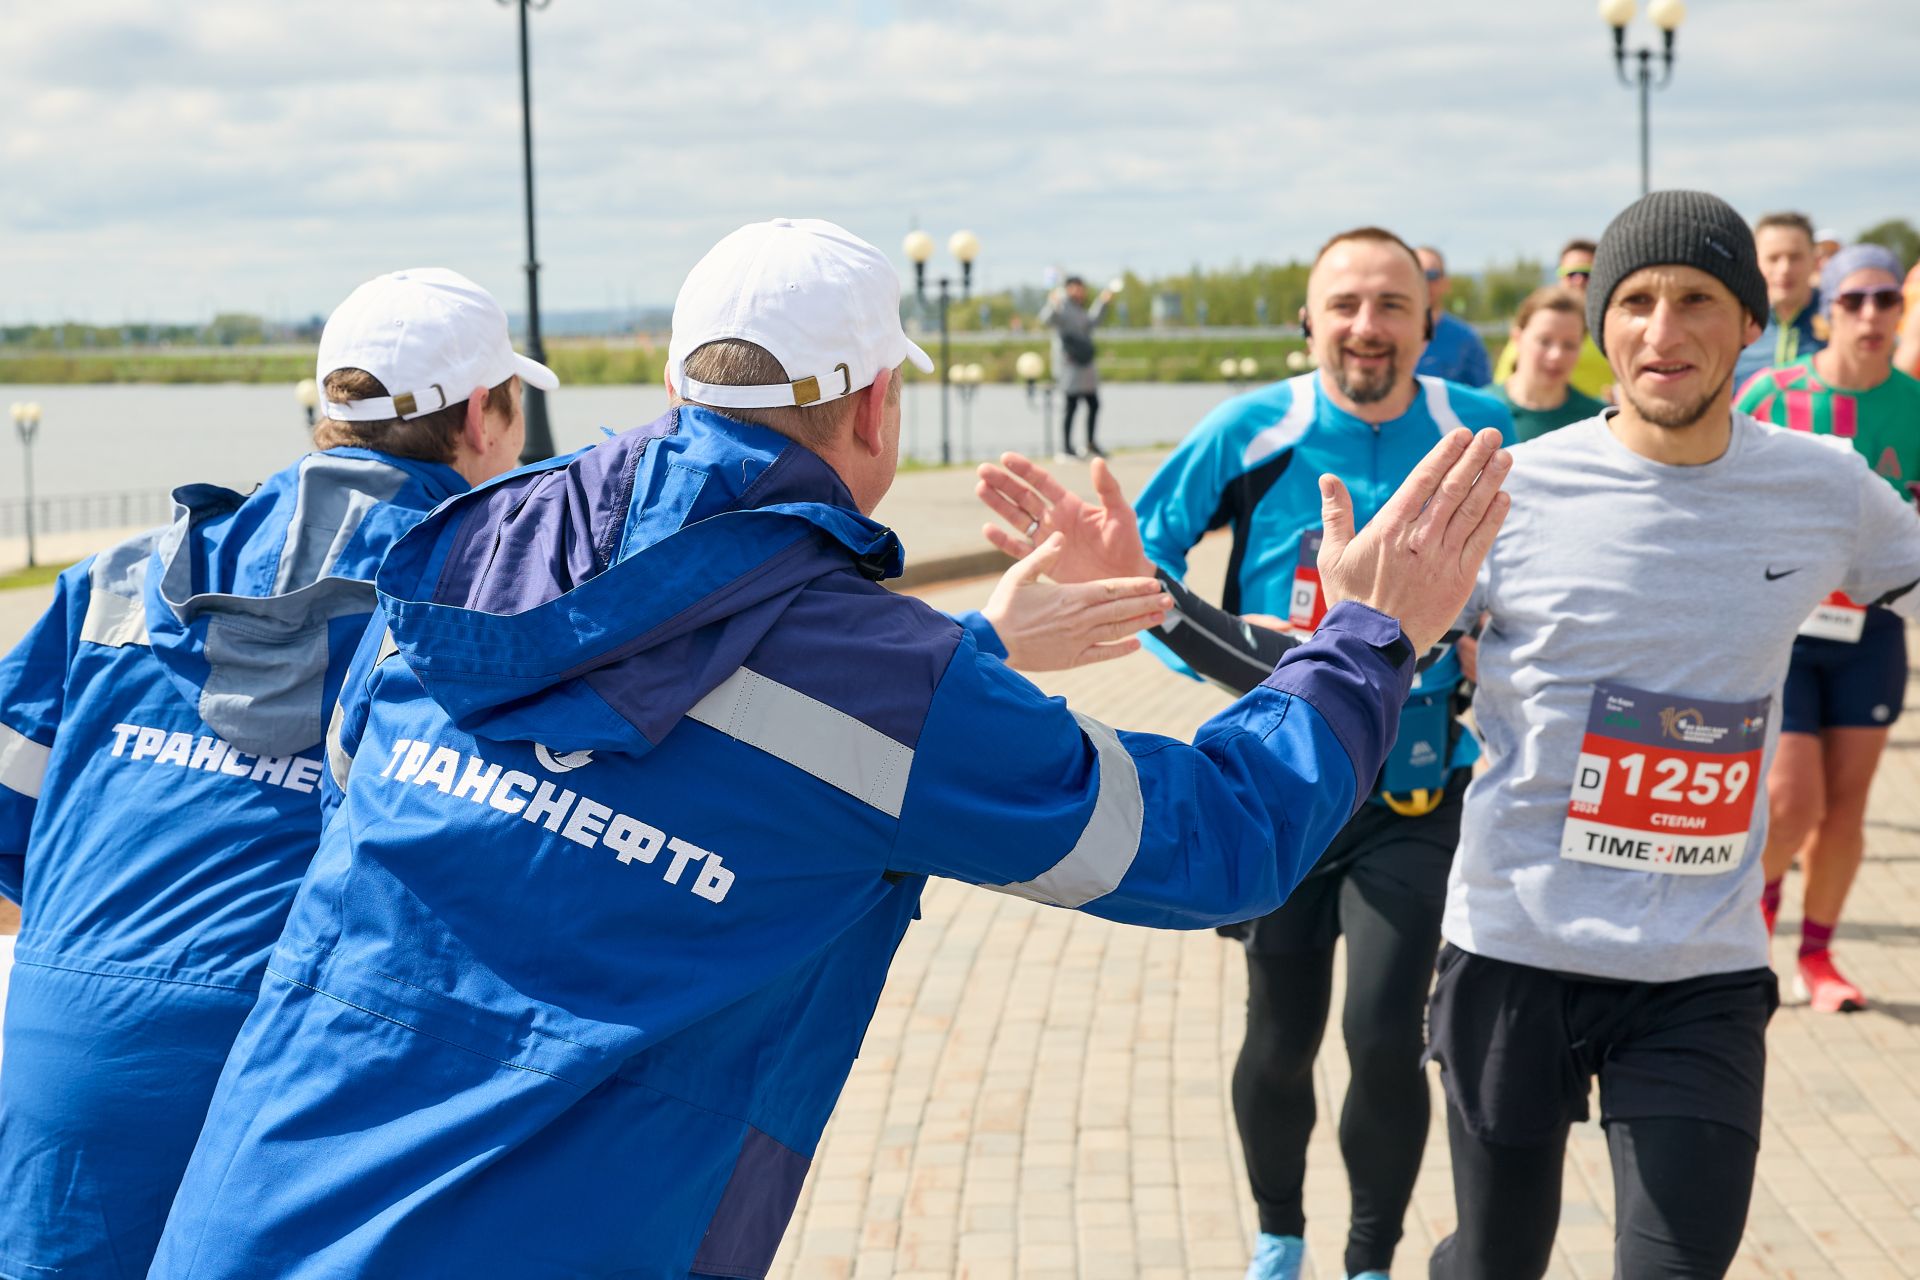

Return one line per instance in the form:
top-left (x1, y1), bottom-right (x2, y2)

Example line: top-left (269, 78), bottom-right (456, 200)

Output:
top-left (981, 226), bottom-right (1512, 1280)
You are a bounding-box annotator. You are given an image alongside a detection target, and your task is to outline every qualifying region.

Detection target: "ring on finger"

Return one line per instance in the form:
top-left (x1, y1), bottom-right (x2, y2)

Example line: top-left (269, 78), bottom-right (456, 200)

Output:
top-left (1025, 518), bottom-right (1041, 538)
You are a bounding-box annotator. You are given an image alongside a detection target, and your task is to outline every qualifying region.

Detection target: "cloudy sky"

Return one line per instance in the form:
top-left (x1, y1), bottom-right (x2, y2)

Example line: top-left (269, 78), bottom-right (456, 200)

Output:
top-left (4, 0), bottom-right (1915, 325)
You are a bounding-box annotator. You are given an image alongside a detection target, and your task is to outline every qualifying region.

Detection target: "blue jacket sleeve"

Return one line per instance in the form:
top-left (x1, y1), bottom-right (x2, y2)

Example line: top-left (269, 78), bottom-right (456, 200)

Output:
top-left (890, 601), bottom-right (1413, 928)
top-left (946, 610), bottom-right (1007, 661)
top-left (0, 563), bottom-right (92, 904)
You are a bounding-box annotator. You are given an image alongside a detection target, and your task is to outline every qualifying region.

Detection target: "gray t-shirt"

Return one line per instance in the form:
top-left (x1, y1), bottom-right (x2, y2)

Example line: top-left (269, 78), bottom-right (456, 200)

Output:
top-left (1449, 411), bottom-right (1920, 982)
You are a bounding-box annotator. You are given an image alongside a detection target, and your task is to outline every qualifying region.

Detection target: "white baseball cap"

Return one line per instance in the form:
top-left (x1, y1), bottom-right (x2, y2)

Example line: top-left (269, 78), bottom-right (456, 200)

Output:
top-left (316, 267), bottom-right (559, 421)
top-left (668, 218), bottom-right (933, 411)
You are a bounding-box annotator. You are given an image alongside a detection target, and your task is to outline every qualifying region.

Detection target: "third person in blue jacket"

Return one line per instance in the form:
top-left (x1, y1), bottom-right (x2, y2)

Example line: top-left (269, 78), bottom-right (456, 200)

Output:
top-left (0, 268), bottom-right (550, 1277)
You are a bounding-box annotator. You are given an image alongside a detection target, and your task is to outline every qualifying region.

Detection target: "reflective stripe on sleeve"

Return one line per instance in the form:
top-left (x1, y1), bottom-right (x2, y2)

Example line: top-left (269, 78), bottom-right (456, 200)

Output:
top-left (326, 702), bottom-right (351, 791)
top-left (994, 712), bottom-right (1144, 908)
top-left (0, 723), bottom-right (50, 800)
top-left (686, 668), bottom-right (914, 819)
top-left (78, 590), bottom-right (150, 648)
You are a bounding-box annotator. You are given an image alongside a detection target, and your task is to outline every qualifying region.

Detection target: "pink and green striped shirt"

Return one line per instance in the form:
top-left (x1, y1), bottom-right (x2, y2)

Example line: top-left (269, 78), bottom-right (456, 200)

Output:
top-left (1737, 358), bottom-right (1920, 498)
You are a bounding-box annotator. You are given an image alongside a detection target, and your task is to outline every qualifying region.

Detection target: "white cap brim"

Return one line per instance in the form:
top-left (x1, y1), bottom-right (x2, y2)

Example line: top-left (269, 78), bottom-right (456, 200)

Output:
top-left (904, 338), bottom-right (934, 374)
top-left (513, 352), bottom-right (560, 391)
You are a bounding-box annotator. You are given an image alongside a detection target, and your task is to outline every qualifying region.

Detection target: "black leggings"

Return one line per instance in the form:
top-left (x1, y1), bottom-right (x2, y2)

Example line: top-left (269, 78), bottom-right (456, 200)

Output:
top-left (1062, 391), bottom-right (1099, 452)
top-left (1430, 1108), bottom-right (1757, 1279)
top-left (1233, 861), bottom-right (1446, 1275)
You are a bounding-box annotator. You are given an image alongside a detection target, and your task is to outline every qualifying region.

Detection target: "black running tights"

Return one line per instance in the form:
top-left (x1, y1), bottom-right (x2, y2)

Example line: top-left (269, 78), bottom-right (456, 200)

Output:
top-left (1232, 876), bottom-right (1441, 1276)
top-left (1062, 391), bottom-right (1099, 452)
top-left (1429, 1108), bottom-right (1758, 1279)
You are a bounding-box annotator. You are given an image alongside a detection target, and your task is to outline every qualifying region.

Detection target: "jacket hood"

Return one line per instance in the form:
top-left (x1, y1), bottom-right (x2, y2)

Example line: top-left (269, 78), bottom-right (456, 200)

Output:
top-left (134, 448), bottom-right (466, 756)
top-left (374, 407), bottom-right (903, 756)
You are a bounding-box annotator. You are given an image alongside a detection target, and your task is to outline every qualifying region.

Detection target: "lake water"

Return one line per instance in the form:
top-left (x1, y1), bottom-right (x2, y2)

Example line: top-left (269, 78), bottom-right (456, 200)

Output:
top-left (0, 381), bottom-right (1234, 531)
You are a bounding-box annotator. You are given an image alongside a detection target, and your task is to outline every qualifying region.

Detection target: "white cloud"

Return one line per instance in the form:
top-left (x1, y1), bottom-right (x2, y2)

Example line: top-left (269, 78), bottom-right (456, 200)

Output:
top-left (2, 0), bottom-right (1916, 323)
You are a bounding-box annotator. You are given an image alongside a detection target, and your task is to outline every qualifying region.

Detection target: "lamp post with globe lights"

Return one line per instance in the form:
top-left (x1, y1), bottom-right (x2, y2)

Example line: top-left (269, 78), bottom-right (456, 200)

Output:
top-left (1601, 0), bottom-right (1686, 196)
top-left (1015, 350), bottom-right (1054, 457)
top-left (10, 402), bottom-right (43, 568)
top-left (902, 229), bottom-right (980, 465)
top-left (295, 378), bottom-right (320, 430)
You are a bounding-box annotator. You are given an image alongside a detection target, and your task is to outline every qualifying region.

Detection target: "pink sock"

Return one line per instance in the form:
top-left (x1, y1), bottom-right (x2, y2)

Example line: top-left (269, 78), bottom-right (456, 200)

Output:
top-left (1800, 919), bottom-right (1835, 958)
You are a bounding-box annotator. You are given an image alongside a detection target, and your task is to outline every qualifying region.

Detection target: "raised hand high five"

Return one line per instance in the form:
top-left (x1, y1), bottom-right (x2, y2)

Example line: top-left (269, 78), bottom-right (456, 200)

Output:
top-left (975, 453), bottom-right (1156, 584)
top-left (980, 533), bottom-right (1170, 670)
top-left (1317, 427), bottom-right (1511, 653)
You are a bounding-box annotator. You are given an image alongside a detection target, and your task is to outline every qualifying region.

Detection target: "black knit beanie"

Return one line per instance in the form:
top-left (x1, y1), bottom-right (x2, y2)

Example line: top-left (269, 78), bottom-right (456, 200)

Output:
top-left (1587, 190), bottom-right (1769, 359)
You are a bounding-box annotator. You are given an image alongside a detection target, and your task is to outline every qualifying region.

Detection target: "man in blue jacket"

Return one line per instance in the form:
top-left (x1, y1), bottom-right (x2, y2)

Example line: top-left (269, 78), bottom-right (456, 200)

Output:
top-left (0, 267), bottom-right (552, 1277)
top-left (149, 218), bottom-right (1510, 1279)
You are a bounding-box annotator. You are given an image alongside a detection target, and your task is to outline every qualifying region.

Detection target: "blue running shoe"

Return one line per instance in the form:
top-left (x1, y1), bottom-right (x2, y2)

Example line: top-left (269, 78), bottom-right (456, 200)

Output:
top-left (1245, 1233), bottom-right (1304, 1280)
top-left (1347, 1272), bottom-right (1391, 1280)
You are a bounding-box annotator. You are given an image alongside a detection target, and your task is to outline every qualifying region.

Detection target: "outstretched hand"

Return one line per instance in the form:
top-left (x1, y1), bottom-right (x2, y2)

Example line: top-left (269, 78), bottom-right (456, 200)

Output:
top-left (1318, 427), bottom-right (1511, 654)
top-left (981, 533), bottom-right (1171, 671)
top-left (976, 452), bottom-right (1157, 585)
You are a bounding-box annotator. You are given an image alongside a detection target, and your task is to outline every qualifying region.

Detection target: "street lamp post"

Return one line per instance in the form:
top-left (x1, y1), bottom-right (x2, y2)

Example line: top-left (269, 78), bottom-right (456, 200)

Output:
top-left (295, 378), bottom-right (319, 430)
top-left (1015, 350), bottom-right (1053, 457)
top-left (1601, 0), bottom-right (1686, 197)
top-left (902, 229), bottom-right (980, 466)
top-left (10, 402), bottom-right (43, 568)
top-left (500, 0), bottom-right (556, 463)
top-left (954, 363), bottom-right (985, 462)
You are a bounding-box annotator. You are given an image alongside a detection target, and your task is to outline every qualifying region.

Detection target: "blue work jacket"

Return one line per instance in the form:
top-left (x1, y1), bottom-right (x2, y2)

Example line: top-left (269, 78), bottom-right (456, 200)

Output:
top-left (150, 407), bottom-right (1413, 1278)
top-left (0, 448), bottom-right (467, 1278)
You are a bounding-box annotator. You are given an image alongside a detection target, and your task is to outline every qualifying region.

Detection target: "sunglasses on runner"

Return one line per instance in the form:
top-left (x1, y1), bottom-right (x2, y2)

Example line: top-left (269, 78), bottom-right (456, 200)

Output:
top-left (1557, 266), bottom-right (1593, 281)
top-left (1424, 268), bottom-right (1445, 282)
top-left (1833, 288), bottom-right (1905, 314)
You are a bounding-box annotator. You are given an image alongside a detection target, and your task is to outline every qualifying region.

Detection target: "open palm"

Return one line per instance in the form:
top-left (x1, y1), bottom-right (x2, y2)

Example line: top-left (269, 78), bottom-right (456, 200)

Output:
top-left (975, 453), bottom-right (1157, 585)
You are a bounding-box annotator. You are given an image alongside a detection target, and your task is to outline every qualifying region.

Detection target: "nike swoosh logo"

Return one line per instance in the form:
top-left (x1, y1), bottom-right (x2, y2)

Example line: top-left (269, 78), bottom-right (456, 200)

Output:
top-left (1765, 567), bottom-right (1799, 581)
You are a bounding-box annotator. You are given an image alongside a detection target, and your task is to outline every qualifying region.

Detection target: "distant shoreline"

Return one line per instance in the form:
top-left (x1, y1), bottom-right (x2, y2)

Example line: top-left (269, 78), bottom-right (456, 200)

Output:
top-left (0, 332), bottom-right (1498, 387)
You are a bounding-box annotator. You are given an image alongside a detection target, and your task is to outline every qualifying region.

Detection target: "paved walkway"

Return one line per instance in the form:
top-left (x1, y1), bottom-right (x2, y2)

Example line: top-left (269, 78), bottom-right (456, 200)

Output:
top-left (766, 543), bottom-right (1920, 1280)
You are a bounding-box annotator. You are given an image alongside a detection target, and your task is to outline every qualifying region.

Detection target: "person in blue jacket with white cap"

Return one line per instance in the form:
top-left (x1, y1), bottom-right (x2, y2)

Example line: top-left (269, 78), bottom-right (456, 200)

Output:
top-left (0, 267), bottom-right (553, 1277)
top-left (150, 218), bottom-right (1511, 1279)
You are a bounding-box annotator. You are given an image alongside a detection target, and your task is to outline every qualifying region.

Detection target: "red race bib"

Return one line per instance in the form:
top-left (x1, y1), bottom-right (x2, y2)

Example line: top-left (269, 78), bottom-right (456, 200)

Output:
top-left (1561, 682), bottom-right (1770, 877)
top-left (1288, 529), bottom-right (1327, 631)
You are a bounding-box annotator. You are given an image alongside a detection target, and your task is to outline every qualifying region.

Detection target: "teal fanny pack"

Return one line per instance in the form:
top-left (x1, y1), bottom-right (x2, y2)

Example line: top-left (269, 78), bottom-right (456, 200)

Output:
top-left (1379, 690), bottom-right (1454, 816)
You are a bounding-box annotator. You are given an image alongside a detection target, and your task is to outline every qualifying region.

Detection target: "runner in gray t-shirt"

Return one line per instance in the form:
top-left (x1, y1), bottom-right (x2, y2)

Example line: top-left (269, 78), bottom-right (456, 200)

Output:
top-left (976, 192), bottom-right (1920, 1280)
top-left (1427, 192), bottom-right (1920, 1280)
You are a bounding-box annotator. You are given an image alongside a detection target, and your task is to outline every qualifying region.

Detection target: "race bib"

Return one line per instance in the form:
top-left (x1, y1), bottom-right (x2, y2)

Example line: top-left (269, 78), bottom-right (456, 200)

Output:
top-left (1561, 682), bottom-right (1770, 876)
top-left (1287, 530), bottom-right (1326, 631)
top-left (1798, 591), bottom-right (1866, 643)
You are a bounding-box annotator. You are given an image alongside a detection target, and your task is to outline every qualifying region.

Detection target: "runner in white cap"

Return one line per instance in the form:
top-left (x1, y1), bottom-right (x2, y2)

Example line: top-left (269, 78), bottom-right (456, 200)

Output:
top-left (148, 218), bottom-right (1508, 1278)
top-left (0, 268), bottom-right (548, 1279)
